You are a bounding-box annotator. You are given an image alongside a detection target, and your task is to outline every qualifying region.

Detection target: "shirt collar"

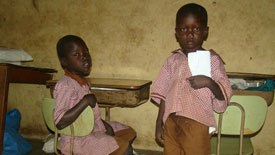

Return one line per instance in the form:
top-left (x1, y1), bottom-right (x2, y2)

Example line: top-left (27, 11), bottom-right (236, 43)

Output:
top-left (64, 69), bottom-right (89, 86)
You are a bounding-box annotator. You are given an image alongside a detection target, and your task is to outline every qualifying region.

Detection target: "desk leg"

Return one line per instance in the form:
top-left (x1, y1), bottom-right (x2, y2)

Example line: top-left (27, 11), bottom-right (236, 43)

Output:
top-left (0, 67), bottom-right (9, 153)
top-left (105, 107), bottom-right (110, 121)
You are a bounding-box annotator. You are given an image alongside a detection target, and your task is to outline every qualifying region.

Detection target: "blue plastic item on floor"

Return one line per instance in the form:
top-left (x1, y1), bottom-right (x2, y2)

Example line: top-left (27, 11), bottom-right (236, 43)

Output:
top-left (3, 109), bottom-right (32, 155)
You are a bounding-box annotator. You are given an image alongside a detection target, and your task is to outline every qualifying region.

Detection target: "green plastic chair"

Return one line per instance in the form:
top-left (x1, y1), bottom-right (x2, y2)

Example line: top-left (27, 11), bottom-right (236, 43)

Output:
top-left (211, 95), bottom-right (268, 155)
top-left (41, 97), bottom-right (94, 155)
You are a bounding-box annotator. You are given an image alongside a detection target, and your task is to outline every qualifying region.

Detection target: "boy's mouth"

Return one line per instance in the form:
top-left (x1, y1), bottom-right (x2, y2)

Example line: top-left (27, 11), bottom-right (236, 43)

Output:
top-left (187, 37), bottom-right (197, 43)
top-left (187, 40), bottom-right (194, 45)
top-left (83, 61), bottom-right (90, 68)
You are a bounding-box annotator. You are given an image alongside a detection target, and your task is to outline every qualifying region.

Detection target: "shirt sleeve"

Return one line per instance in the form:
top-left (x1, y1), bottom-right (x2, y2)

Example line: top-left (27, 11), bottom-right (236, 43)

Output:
top-left (211, 54), bottom-right (233, 113)
top-left (151, 59), bottom-right (172, 104)
top-left (53, 82), bottom-right (78, 124)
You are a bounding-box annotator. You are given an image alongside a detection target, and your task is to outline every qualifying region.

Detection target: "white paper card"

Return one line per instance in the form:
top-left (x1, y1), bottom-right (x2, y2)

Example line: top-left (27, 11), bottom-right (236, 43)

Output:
top-left (188, 50), bottom-right (211, 77)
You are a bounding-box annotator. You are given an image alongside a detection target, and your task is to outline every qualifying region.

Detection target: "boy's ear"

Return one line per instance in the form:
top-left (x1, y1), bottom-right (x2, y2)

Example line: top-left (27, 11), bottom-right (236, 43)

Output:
top-left (203, 27), bottom-right (209, 41)
top-left (60, 58), bottom-right (68, 68)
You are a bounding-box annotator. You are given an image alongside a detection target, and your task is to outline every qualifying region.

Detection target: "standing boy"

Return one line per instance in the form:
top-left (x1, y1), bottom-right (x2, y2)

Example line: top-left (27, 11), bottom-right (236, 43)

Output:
top-left (151, 3), bottom-right (233, 155)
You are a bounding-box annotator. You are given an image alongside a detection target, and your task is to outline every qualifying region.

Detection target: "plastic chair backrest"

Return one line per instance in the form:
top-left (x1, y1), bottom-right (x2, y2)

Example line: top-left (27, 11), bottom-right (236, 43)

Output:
top-left (214, 95), bottom-right (267, 135)
top-left (41, 97), bottom-right (94, 136)
top-left (213, 95), bottom-right (268, 155)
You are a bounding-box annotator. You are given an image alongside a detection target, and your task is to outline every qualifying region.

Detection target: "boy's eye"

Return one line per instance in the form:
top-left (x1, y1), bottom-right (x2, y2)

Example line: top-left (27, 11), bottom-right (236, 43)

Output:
top-left (84, 50), bottom-right (90, 54)
top-left (193, 27), bottom-right (201, 32)
top-left (72, 52), bottom-right (79, 56)
top-left (176, 27), bottom-right (203, 33)
top-left (176, 27), bottom-right (188, 32)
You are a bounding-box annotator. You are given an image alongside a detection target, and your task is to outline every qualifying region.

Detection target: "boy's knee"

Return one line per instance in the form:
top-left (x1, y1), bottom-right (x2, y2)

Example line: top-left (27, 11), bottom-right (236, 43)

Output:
top-left (115, 127), bottom-right (137, 142)
top-left (127, 127), bottom-right (137, 140)
top-left (110, 137), bottom-right (129, 155)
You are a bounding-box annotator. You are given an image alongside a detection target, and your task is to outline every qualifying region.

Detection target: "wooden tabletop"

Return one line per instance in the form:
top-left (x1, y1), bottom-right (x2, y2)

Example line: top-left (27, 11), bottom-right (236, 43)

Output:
top-left (227, 72), bottom-right (275, 80)
top-left (89, 78), bottom-right (152, 90)
top-left (0, 63), bottom-right (57, 73)
top-left (0, 63), bottom-right (57, 85)
top-left (47, 78), bottom-right (152, 90)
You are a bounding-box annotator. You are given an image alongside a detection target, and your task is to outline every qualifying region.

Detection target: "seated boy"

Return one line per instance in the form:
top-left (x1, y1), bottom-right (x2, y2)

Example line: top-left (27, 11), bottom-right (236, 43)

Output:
top-left (54, 35), bottom-right (136, 155)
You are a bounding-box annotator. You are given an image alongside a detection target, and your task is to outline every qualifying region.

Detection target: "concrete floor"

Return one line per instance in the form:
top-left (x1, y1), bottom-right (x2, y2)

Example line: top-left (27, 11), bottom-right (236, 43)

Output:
top-left (27, 138), bottom-right (163, 155)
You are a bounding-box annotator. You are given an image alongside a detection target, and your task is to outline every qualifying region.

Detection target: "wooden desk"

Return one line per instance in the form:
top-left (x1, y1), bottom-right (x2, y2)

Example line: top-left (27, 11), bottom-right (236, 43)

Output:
top-left (0, 64), bottom-right (57, 153)
top-left (227, 72), bottom-right (275, 106)
top-left (47, 78), bottom-right (152, 121)
top-left (227, 72), bottom-right (275, 80)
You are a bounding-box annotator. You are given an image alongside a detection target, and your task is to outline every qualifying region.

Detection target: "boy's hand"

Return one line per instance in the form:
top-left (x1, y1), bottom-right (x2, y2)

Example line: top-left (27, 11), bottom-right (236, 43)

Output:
top-left (187, 75), bottom-right (213, 89)
top-left (188, 75), bottom-right (225, 100)
top-left (155, 123), bottom-right (164, 146)
top-left (102, 120), bottom-right (115, 136)
top-left (105, 125), bottom-right (115, 136)
top-left (82, 94), bottom-right (97, 108)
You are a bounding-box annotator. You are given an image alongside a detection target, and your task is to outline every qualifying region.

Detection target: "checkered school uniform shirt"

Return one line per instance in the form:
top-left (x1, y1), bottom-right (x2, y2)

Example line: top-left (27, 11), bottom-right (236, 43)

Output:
top-left (151, 49), bottom-right (233, 128)
top-left (54, 76), bottom-right (127, 155)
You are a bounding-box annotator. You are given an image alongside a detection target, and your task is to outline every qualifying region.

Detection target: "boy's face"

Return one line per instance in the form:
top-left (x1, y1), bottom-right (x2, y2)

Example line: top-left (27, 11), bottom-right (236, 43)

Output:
top-left (175, 13), bottom-right (208, 53)
top-left (61, 41), bottom-right (92, 77)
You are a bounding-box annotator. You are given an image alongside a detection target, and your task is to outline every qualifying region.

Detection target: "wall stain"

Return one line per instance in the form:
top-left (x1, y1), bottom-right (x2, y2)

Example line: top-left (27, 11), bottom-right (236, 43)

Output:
top-left (32, 0), bottom-right (39, 12)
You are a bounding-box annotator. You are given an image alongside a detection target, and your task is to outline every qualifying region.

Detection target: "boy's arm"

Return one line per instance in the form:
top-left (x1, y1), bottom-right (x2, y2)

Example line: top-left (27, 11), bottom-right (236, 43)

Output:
top-left (56, 94), bottom-right (96, 130)
top-left (187, 75), bottom-right (225, 100)
top-left (207, 78), bottom-right (226, 100)
top-left (155, 99), bottom-right (165, 146)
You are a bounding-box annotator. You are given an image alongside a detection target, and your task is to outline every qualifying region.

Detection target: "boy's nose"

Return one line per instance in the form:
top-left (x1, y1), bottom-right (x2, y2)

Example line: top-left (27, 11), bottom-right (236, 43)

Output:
top-left (82, 55), bottom-right (87, 60)
top-left (187, 31), bottom-right (194, 38)
top-left (186, 28), bottom-right (195, 37)
top-left (79, 52), bottom-right (87, 60)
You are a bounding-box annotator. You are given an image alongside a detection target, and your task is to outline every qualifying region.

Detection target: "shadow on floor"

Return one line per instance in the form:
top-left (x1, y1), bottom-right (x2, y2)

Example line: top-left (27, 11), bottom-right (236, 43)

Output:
top-left (27, 139), bottom-right (163, 155)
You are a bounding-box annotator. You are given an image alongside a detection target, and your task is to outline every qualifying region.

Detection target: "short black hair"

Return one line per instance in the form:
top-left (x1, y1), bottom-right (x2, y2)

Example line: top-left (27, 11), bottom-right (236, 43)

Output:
top-left (176, 3), bottom-right (208, 27)
top-left (56, 35), bottom-right (86, 60)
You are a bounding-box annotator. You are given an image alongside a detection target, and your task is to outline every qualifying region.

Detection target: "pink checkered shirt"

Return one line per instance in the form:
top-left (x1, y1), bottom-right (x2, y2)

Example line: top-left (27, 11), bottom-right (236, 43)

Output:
top-left (151, 49), bottom-right (233, 128)
top-left (54, 75), bottom-right (127, 155)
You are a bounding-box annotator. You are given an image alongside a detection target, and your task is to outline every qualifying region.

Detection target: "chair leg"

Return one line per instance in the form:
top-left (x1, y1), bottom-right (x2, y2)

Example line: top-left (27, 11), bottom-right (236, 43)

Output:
top-left (70, 125), bottom-right (74, 155)
top-left (217, 114), bottom-right (223, 155)
top-left (54, 128), bottom-right (60, 155)
top-left (239, 104), bottom-right (245, 155)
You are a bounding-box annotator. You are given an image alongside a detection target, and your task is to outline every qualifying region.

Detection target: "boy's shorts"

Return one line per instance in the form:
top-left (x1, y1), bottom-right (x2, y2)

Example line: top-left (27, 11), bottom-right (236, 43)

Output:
top-left (163, 114), bottom-right (210, 155)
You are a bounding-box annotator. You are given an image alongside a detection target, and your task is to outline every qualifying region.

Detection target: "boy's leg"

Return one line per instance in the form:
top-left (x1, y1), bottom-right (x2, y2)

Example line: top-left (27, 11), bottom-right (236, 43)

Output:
top-left (114, 127), bottom-right (137, 144)
top-left (109, 136), bottom-right (129, 155)
top-left (163, 115), bottom-right (184, 155)
top-left (177, 116), bottom-right (210, 155)
top-left (110, 127), bottom-right (137, 155)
